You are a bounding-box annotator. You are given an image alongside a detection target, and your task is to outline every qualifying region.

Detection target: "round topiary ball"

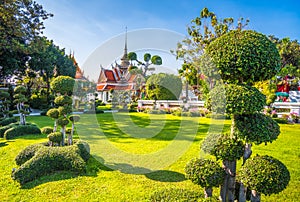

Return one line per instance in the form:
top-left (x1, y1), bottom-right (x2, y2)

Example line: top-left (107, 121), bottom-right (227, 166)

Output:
top-left (239, 155), bottom-right (290, 195)
top-left (206, 30), bottom-right (281, 84)
top-left (185, 158), bottom-right (225, 188)
top-left (47, 132), bottom-right (63, 144)
top-left (208, 84), bottom-right (266, 115)
top-left (210, 135), bottom-right (244, 161)
top-left (233, 113), bottom-right (280, 145)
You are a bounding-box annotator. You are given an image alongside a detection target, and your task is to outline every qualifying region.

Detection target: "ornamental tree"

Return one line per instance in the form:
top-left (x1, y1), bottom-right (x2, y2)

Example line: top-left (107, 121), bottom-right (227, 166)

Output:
top-left (68, 114), bottom-right (80, 145)
top-left (199, 29), bottom-right (287, 201)
top-left (13, 86), bottom-right (29, 125)
top-left (50, 76), bottom-right (75, 146)
top-left (146, 73), bottom-right (182, 100)
top-left (127, 52), bottom-right (162, 77)
top-left (46, 108), bottom-right (59, 132)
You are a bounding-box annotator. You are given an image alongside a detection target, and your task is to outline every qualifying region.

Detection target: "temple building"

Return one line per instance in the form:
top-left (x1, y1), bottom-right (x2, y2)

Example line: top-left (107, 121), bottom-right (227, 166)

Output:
top-left (96, 33), bottom-right (144, 103)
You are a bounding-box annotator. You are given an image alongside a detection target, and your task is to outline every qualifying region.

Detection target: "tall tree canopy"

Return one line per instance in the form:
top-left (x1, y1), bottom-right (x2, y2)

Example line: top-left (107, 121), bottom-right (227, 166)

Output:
top-left (0, 0), bottom-right (53, 79)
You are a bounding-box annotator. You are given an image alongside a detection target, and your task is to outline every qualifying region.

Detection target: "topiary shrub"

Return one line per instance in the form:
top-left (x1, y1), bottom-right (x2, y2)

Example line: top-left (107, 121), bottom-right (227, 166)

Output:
top-left (233, 113), bottom-right (280, 145)
top-left (185, 158), bottom-right (225, 198)
top-left (47, 132), bottom-right (63, 145)
top-left (206, 30), bottom-right (281, 84)
top-left (201, 133), bottom-right (222, 154)
top-left (15, 143), bottom-right (45, 166)
top-left (0, 117), bottom-right (17, 126)
top-left (208, 84), bottom-right (266, 114)
top-left (41, 126), bottom-right (53, 135)
top-left (149, 188), bottom-right (204, 202)
top-left (12, 141), bottom-right (90, 185)
top-left (0, 123), bottom-right (18, 138)
top-left (273, 118), bottom-right (288, 124)
top-left (239, 155), bottom-right (290, 196)
top-left (4, 124), bottom-right (41, 139)
top-left (210, 135), bottom-right (244, 161)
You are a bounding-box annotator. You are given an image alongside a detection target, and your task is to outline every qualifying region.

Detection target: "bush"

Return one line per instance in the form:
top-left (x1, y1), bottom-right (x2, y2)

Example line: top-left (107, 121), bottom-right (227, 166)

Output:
top-left (210, 135), bottom-right (244, 161)
top-left (47, 132), bottom-right (63, 144)
top-left (148, 110), bottom-right (165, 114)
top-left (273, 118), bottom-right (288, 124)
top-left (12, 145), bottom-right (86, 185)
top-left (149, 188), bottom-right (204, 202)
top-left (4, 124), bottom-right (41, 139)
top-left (0, 123), bottom-right (18, 138)
top-left (233, 113), bottom-right (280, 145)
top-left (0, 117), bottom-right (17, 126)
top-left (41, 126), bottom-right (53, 135)
top-left (201, 133), bottom-right (222, 154)
top-left (239, 155), bottom-right (290, 195)
top-left (15, 143), bottom-right (45, 166)
top-left (185, 158), bottom-right (225, 188)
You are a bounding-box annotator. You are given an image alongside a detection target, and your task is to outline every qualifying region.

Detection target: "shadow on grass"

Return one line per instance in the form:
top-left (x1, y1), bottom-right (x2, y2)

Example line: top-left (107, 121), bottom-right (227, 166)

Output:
top-left (0, 141), bottom-right (8, 147)
top-left (145, 170), bottom-right (186, 182)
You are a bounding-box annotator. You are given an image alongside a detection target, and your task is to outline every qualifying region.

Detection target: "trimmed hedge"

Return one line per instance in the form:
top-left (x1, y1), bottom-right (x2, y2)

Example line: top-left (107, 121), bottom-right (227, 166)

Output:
top-left (47, 132), bottom-right (63, 144)
top-left (4, 124), bottom-right (41, 139)
top-left (0, 123), bottom-right (18, 138)
top-left (12, 141), bottom-right (90, 185)
top-left (239, 155), bottom-right (290, 195)
top-left (15, 144), bottom-right (44, 166)
top-left (0, 117), bottom-right (17, 126)
top-left (41, 126), bottom-right (53, 135)
top-left (149, 188), bottom-right (204, 202)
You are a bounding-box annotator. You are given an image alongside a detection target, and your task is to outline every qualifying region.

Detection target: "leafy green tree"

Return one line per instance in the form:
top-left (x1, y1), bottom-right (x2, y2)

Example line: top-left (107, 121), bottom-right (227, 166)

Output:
top-left (46, 108), bottom-right (59, 132)
top-left (29, 37), bottom-right (76, 103)
top-left (146, 73), bottom-right (182, 100)
top-left (0, 0), bottom-right (52, 80)
top-left (50, 76), bottom-right (75, 146)
top-left (173, 7), bottom-right (249, 100)
top-left (13, 85), bottom-right (29, 125)
top-left (127, 52), bottom-right (162, 77)
top-left (0, 91), bottom-right (11, 118)
top-left (202, 30), bottom-right (286, 201)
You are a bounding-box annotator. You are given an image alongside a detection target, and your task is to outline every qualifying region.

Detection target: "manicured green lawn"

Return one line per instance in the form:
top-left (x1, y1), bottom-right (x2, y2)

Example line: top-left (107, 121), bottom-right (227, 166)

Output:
top-left (0, 113), bottom-right (299, 201)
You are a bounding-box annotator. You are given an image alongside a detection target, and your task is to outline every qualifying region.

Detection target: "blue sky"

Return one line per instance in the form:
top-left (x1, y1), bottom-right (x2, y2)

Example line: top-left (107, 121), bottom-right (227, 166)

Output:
top-left (36, 0), bottom-right (300, 81)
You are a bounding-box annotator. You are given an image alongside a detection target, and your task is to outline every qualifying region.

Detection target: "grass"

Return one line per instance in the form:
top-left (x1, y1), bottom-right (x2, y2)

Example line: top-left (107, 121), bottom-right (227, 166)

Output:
top-left (0, 112), bottom-right (299, 201)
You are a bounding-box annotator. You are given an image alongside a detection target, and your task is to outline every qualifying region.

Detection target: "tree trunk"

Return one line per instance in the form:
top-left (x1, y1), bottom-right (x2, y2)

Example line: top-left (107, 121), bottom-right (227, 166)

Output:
top-left (68, 122), bottom-right (74, 145)
top-left (53, 119), bottom-right (57, 132)
top-left (61, 126), bottom-right (66, 146)
top-left (251, 190), bottom-right (260, 202)
top-left (239, 182), bottom-right (247, 202)
top-left (204, 187), bottom-right (213, 198)
top-left (220, 160), bottom-right (236, 202)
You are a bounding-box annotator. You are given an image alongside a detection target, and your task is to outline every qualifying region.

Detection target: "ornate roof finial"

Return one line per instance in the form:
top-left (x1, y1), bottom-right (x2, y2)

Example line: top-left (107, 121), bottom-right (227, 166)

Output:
top-left (120, 26), bottom-right (130, 69)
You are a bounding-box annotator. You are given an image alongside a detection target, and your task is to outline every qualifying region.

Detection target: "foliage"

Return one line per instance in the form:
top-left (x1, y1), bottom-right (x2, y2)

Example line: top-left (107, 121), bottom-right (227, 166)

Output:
top-left (201, 133), bottom-right (222, 154)
top-left (0, 117), bottom-right (17, 126)
top-left (0, 123), bottom-right (18, 137)
top-left (128, 52), bottom-right (162, 76)
top-left (69, 114), bottom-right (80, 122)
top-left (273, 118), bottom-right (288, 124)
top-left (41, 126), bottom-right (53, 134)
top-left (12, 144), bottom-right (88, 185)
top-left (54, 95), bottom-right (73, 106)
top-left (206, 30), bottom-right (281, 84)
top-left (233, 113), bottom-right (280, 145)
top-left (210, 135), bottom-right (244, 161)
top-left (46, 108), bottom-right (59, 119)
top-left (4, 124), bottom-right (41, 139)
top-left (239, 155), bottom-right (290, 196)
top-left (0, 0), bottom-right (52, 78)
top-left (57, 117), bottom-right (69, 127)
top-left (254, 80), bottom-right (277, 106)
top-left (29, 94), bottom-right (48, 109)
top-left (149, 188), bottom-right (204, 202)
top-left (58, 106), bottom-right (72, 116)
top-left (208, 84), bottom-right (266, 114)
top-left (146, 73), bottom-right (182, 100)
top-left (75, 140), bottom-right (91, 162)
top-left (47, 132), bottom-right (63, 144)
top-left (185, 158), bottom-right (225, 188)
top-left (50, 76), bottom-right (75, 95)
top-left (15, 143), bottom-right (44, 166)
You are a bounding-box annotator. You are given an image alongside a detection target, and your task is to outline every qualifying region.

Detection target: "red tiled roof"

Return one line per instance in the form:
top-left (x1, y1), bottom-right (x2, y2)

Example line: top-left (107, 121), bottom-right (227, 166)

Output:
top-left (97, 83), bottom-right (134, 91)
top-left (104, 70), bottom-right (116, 82)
